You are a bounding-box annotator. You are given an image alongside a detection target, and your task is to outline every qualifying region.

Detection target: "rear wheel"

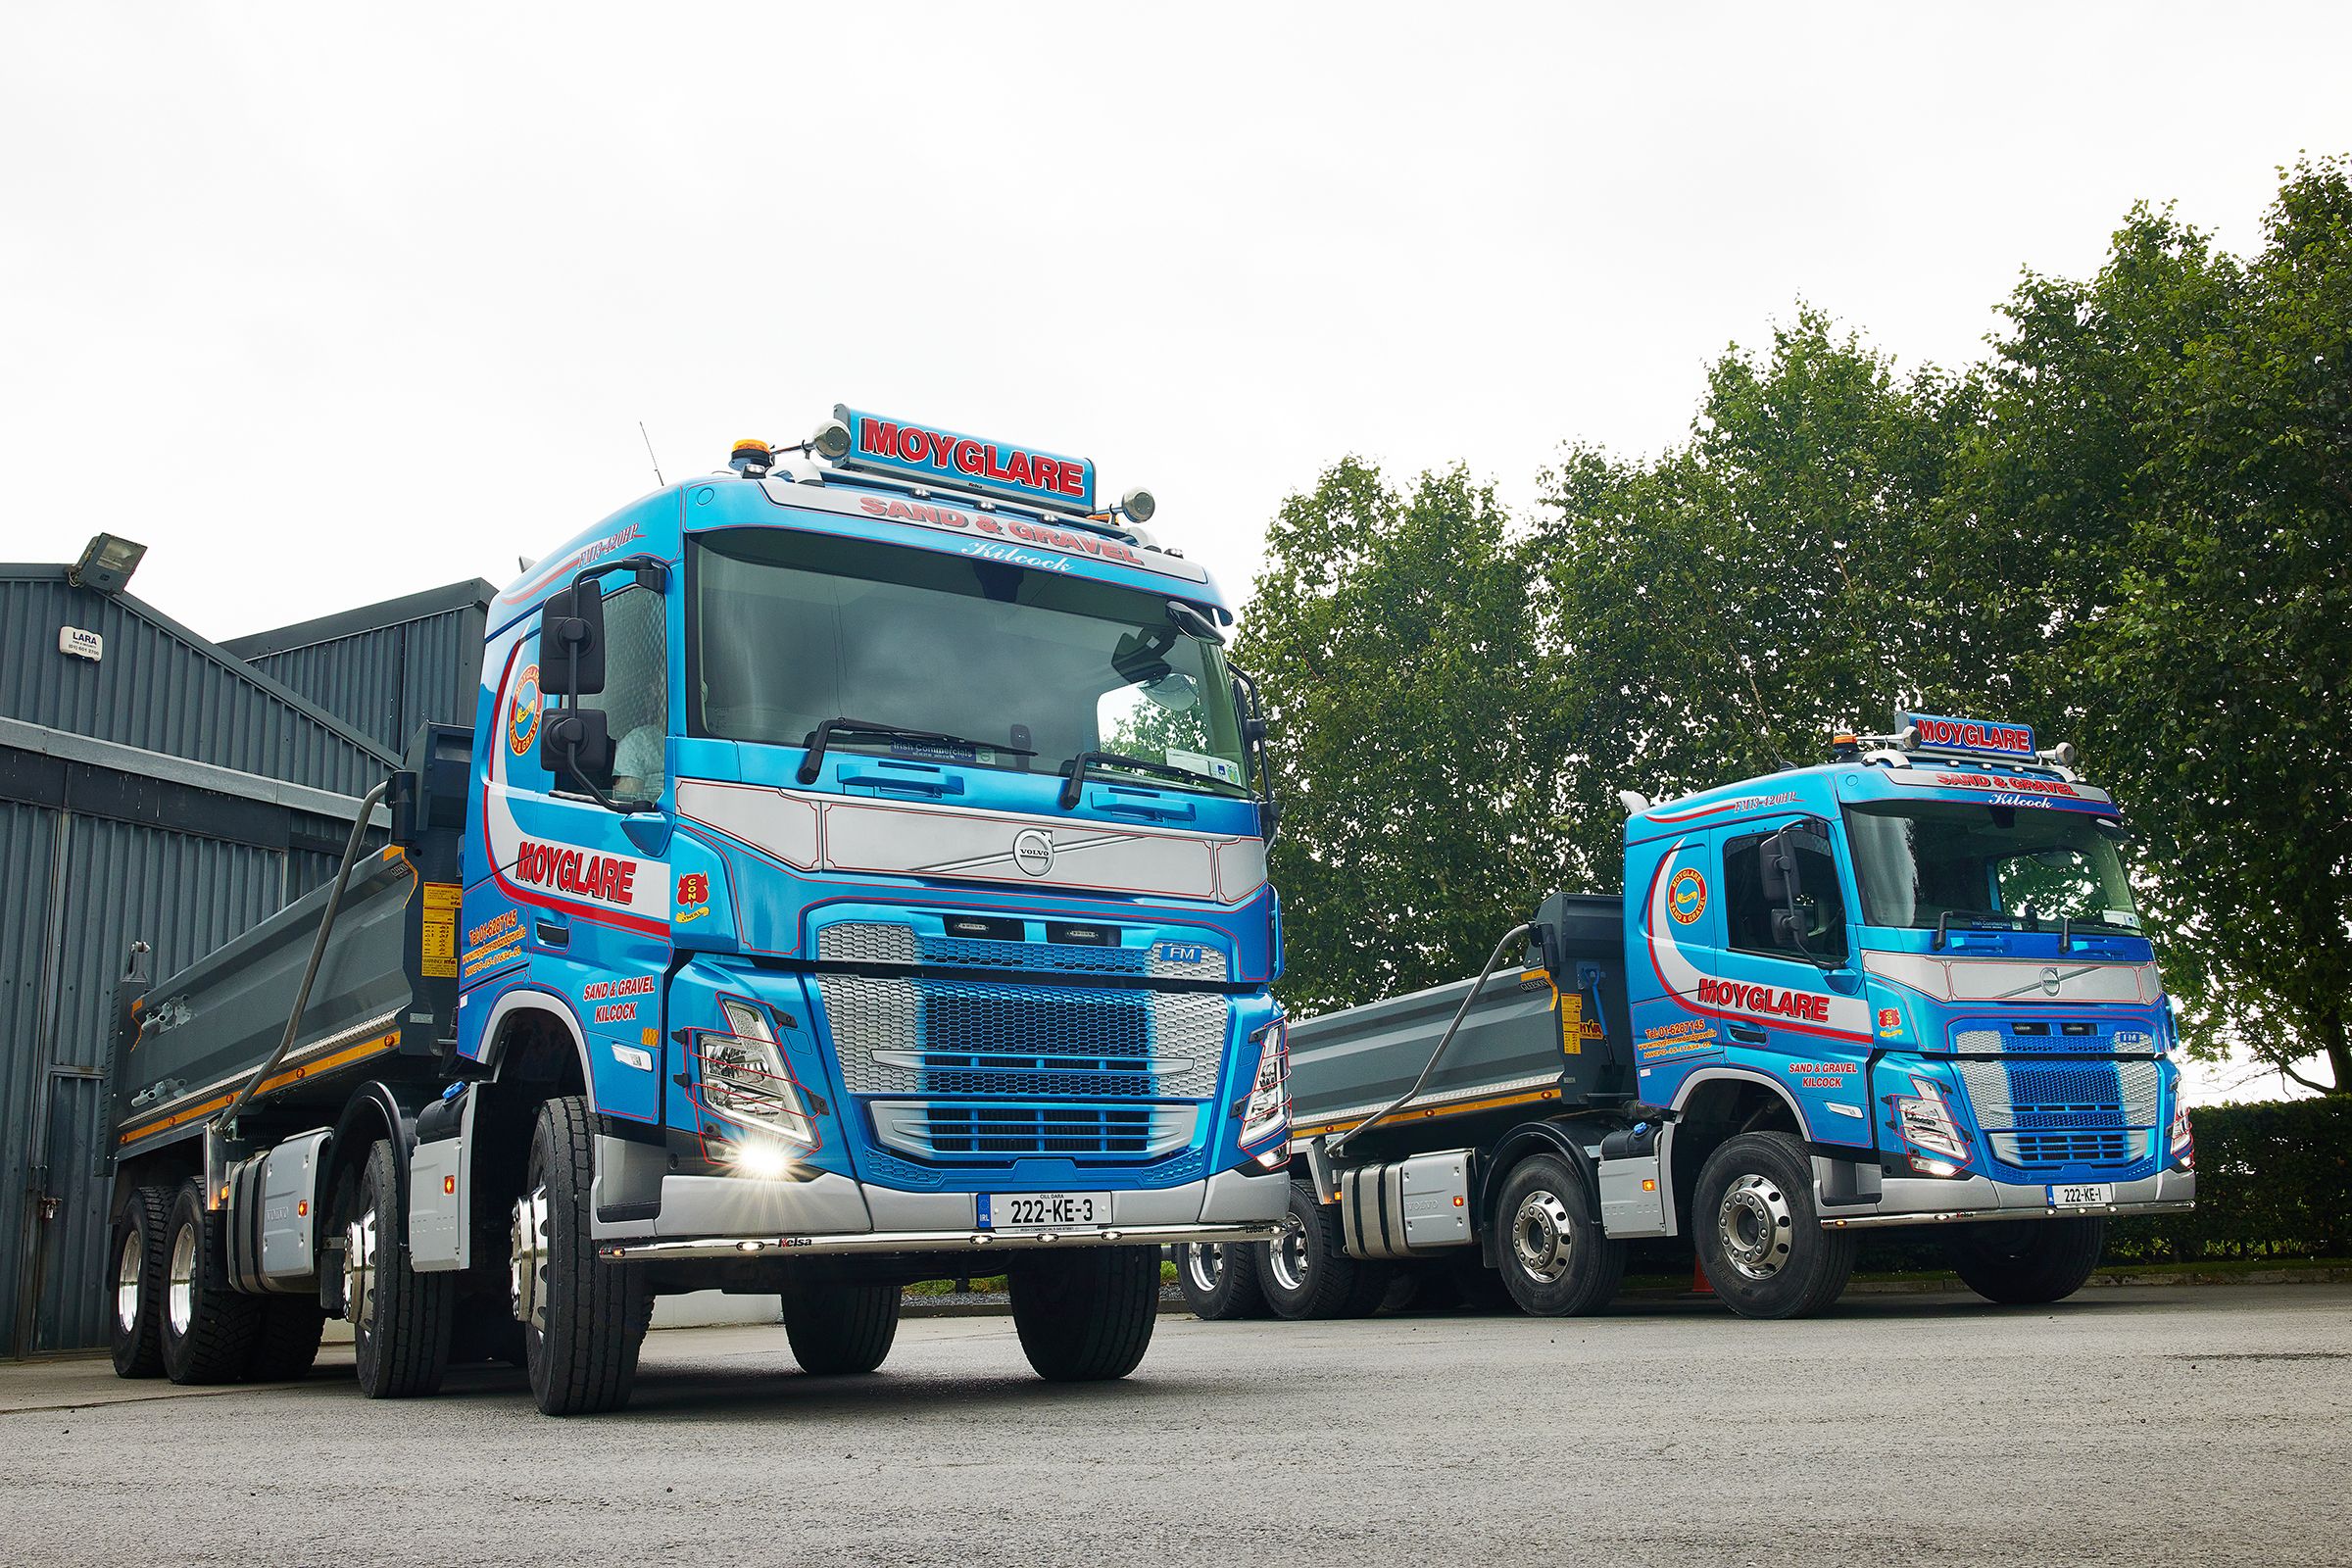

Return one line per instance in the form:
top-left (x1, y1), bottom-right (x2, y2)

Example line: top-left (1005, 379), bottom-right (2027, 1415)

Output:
top-left (1493, 1153), bottom-right (1625, 1317)
top-left (782, 1280), bottom-right (902, 1374)
top-left (159, 1180), bottom-right (263, 1385)
top-left (347, 1139), bottom-right (453, 1397)
top-left (1260, 1180), bottom-right (1392, 1320)
top-left (1946, 1217), bottom-right (2108, 1304)
top-left (245, 1295), bottom-right (326, 1382)
top-left (108, 1185), bottom-right (172, 1378)
top-left (1174, 1242), bottom-right (1271, 1320)
top-left (1694, 1132), bottom-right (1854, 1319)
top-left (1009, 1247), bottom-right (1159, 1381)
top-left (517, 1096), bottom-right (649, 1415)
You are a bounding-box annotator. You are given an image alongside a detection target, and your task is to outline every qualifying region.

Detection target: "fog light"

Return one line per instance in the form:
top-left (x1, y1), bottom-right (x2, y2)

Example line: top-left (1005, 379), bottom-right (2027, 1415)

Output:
top-left (730, 1140), bottom-right (793, 1181)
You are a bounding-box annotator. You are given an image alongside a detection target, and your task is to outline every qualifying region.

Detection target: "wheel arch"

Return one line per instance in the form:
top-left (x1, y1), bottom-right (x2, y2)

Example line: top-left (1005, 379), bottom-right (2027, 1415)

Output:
top-left (1476, 1118), bottom-right (1605, 1266)
top-left (473, 989), bottom-right (593, 1107)
top-left (1659, 1068), bottom-right (1809, 1240)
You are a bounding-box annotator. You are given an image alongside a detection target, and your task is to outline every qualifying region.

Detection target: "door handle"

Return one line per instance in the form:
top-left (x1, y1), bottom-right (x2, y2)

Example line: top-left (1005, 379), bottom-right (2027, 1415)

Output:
top-left (1726, 1022), bottom-right (1767, 1044)
top-left (534, 918), bottom-right (570, 948)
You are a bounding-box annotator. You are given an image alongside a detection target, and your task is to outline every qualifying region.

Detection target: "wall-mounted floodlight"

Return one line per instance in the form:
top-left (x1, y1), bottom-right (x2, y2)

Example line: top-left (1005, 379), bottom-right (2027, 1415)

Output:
top-left (70, 533), bottom-right (146, 595)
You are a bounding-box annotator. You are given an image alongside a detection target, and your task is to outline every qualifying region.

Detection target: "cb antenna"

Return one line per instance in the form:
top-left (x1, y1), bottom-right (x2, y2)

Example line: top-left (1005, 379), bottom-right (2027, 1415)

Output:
top-left (1737, 654), bottom-right (1795, 772)
top-left (638, 420), bottom-right (665, 488)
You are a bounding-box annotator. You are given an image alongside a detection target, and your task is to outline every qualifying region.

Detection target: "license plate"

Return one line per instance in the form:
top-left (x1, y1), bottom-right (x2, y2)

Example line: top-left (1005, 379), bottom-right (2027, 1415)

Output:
top-left (2047, 1183), bottom-right (2114, 1207)
top-left (976, 1192), bottom-right (1112, 1230)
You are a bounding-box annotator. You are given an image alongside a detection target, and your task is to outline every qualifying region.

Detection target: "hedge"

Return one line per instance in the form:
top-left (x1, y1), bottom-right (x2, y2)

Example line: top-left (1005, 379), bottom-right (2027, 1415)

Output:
top-left (2105, 1096), bottom-right (2350, 1263)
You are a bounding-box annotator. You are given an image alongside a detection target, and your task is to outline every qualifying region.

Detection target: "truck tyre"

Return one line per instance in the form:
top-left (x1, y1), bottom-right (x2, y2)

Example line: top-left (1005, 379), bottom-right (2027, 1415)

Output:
top-left (1694, 1132), bottom-right (1855, 1319)
top-left (782, 1281), bottom-right (902, 1374)
top-left (1174, 1242), bottom-right (1271, 1320)
top-left (518, 1096), bottom-right (649, 1415)
top-left (1260, 1179), bottom-right (1391, 1320)
top-left (108, 1184), bottom-right (173, 1378)
top-left (1945, 1217), bottom-right (2108, 1304)
top-left (1009, 1246), bottom-right (1159, 1381)
top-left (245, 1296), bottom-right (327, 1382)
top-left (1493, 1153), bottom-right (1626, 1317)
top-left (347, 1138), bottom-right (454, 1397)
top-left (159, 1179), bottom-right (264, 1384)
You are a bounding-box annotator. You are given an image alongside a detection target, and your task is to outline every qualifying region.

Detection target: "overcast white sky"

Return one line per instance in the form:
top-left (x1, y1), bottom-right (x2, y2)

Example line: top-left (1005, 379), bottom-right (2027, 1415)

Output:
top-left (3, 5), bottom-right (2342, 1097)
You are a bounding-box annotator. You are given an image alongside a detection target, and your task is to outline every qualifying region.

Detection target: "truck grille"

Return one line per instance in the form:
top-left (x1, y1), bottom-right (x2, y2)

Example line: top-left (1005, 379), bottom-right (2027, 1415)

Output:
top-left (868, 1101), bottom-right (1198, 1162)
top-left (1953, 1057), bottom-right (2160, 1170)
top-left (817, 920), bottom-right (1230, 982)
top-left (814, 973), bottom-right (1224, 1099)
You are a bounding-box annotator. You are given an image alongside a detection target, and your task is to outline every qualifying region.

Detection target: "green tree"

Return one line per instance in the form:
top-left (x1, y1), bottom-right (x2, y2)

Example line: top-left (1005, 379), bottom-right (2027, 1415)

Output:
top-left (1233, 460), bottom-right (1545, 1014)
top-left (1961, 159), bottom-right (2352, 1091)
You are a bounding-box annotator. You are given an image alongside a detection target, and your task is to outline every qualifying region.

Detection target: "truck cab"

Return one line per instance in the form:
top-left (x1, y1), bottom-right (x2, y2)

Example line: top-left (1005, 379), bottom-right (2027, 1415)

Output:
top-left (1623, 713), bottom-right (2194, 1307)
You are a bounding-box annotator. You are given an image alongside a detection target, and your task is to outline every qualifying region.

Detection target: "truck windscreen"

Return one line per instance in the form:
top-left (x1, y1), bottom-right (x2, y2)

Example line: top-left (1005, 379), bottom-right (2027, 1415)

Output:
top-left (688, 526), bottom-right (1250, 796)
top-left (1843, 799), bottom-right (2142, 934)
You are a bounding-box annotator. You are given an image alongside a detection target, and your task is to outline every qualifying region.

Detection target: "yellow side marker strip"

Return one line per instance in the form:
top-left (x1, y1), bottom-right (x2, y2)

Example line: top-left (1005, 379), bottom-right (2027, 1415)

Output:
top-left (1293, 1084), bottom-right (1561, 1142)
top-left (118, 1031), bottom-right (401, 1147)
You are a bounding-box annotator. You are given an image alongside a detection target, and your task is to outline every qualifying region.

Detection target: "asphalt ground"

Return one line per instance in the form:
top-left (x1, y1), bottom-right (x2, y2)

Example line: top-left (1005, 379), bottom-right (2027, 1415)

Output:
top-left (3, 1283), bottom-right (2345, 1567)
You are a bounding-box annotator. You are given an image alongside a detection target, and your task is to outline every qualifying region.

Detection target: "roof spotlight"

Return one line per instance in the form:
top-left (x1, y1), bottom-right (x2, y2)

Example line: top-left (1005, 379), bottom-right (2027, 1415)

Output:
top-left (69, 533), bottom-right (147, 595)
top-left (1120, 486), bottom-right (1156, 524)
top-left (810, 416), bottom-right (853, 462)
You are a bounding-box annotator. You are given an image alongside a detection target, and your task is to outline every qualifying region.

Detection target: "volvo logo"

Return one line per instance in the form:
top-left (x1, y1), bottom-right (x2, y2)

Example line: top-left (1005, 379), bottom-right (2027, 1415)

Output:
top-left (1012, 828), bottom-right (1055, 877)
top-left (2038, 966), bottom-right (2063, 997)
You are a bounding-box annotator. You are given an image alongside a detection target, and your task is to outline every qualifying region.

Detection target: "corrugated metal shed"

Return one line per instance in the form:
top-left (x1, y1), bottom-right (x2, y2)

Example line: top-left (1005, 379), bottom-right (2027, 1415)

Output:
top-left (1, 567), bottom-right (398, 795)
top-left (1, 561), bottom-right (409, 1354)
top-left (222, 578), bottom-right (494, 757)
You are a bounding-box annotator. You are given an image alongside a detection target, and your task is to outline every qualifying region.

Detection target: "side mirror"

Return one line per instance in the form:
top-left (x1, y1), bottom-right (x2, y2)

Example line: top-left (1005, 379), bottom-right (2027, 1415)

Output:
top-left (540, 707), bottom-right (613, 789)
top-left (1165, 599), bottom-right (1223, 644)
top-left (540, 584), bottom-right (607, 696)
top-left (1759, 829), bottom-right (1801, 905)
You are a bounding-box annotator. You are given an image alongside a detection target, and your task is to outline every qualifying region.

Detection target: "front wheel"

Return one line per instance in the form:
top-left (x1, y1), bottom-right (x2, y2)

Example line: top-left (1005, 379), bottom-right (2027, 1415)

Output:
top-left (1946, 1217), bottom-right (2108, 1304)
top-left (1693, 1132), bottom-right (1855, 1319)
top-left (1009, 1247), bottom-right (1160, 1381)
top-left (517, 1096), bottom-right (650, 1415)
top-left (1174, 1242), bottom-right (1271, 1320)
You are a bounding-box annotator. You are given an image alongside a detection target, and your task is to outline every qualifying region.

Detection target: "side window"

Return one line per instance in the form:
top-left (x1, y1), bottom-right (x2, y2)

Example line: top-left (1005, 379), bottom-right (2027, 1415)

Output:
top-left (582, 585), bottom-right (667, 803)
top-left (1724, 827), bottom-right (1849, 964)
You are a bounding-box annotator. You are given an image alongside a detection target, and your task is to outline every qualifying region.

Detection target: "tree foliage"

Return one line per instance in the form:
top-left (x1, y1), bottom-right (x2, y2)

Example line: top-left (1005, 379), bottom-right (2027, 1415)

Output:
top-left (1240, 158), bottom-right (2351, 1092)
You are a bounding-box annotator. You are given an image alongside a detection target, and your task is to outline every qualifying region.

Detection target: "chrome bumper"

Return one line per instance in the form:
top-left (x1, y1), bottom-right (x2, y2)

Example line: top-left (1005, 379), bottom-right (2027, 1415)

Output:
top-left (1815, 1163), bottom-right (2196, 1230)
top-left (602, 1219), bottom-right (1280, 1262)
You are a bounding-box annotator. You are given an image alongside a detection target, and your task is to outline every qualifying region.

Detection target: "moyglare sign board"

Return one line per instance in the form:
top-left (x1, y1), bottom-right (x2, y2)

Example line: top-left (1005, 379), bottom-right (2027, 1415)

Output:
top-left (833, 405), bottom-right (1097, 514)
top-left (1900, 710), bottom-right (2034, 760)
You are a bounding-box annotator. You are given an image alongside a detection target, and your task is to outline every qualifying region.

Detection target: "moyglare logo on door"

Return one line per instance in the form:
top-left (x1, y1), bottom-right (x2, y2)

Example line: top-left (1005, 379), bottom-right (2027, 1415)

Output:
top-left (1012, 829), bottom-right (1055, 877)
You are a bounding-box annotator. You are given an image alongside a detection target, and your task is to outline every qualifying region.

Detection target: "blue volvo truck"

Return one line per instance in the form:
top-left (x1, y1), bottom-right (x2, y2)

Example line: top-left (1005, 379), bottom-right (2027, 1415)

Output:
top-left (1177, 715), bottom-right (2194, 1323)
top-left (103, 408), bottom-right (1290, 1413)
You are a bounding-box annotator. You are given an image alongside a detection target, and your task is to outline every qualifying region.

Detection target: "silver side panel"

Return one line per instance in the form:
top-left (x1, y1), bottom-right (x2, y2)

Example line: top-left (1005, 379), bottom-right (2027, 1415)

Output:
top-left (258, 1129), bottom-right (331, 1283)
top-left (407, 1101), bottom-right (475, 1274)
top-left (1597, 1152), bottom-right (1670, 1238)
top-left (1341, 1149), bottom-right (1474, 1258)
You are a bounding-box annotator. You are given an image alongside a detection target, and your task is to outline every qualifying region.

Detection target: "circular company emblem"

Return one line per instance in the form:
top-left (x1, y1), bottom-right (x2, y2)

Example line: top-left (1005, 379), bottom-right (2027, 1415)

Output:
top-left (508, 663), bottom-right (542, 757)
top-left (1668, 866), bottom-right (1708, 925)
top-left (2039, 966), bottom-right (2064, 997)
top-left (1012, 828), bottom-right (1055, 877)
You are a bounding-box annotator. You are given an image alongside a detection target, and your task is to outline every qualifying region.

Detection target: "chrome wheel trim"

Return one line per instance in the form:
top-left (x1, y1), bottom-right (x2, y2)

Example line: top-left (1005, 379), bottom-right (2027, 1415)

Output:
top-left (116, 1228), bottom-right (144, 1335)
top-left (1268, 1210), bottom-right (1310, 1294)
top-left (344, 1208), bottom-right (377, 1334)
top-left (512, 1186), bottom-right (550, 1334)
top-left (1184, 1244), bottom-right (1225, 1296)
top-left (166, 1219), bottom-right (197, 1336)
top-left (1717, 1172), bottom-right (1795, 1282)
top-left (1511, 1190), bottom-right (1576, 1284)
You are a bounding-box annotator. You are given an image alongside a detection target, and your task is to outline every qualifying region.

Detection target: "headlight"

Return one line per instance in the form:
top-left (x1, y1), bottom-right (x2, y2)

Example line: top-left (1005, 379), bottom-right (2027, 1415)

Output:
top-left (2169, 1101), bottom-right (2194, 1168)
top-left (1235, 1018), bottom-right (1290, 1163)
top-left (695, 998), bottom-right (820, 1163)
top-left (1893, 1077), bottom-right (1971, 1175)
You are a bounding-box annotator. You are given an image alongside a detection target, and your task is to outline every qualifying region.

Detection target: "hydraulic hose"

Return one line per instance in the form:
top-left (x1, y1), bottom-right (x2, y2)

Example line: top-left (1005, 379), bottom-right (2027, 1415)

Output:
top-left (211, 776), bottom-right (391, 1133)
top-left (1327, 921), bottom-right (1534, 1159)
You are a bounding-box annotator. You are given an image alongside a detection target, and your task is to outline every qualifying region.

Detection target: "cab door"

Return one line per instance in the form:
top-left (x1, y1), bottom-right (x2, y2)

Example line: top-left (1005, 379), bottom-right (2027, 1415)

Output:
top-left (1626, 830), bottom-right (1726, 1093)
top-left (489, 579), bottom-right (675, 1125)
top-left (1708, 816), bottom-right (1874, 1148)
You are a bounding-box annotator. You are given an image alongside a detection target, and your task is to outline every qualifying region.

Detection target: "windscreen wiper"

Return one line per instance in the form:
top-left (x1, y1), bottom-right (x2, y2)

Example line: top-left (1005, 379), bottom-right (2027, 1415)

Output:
top-left (1060, 749), bottom-right (1224, 808)
top-left (797, 716), bottom-right (1034, 785)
